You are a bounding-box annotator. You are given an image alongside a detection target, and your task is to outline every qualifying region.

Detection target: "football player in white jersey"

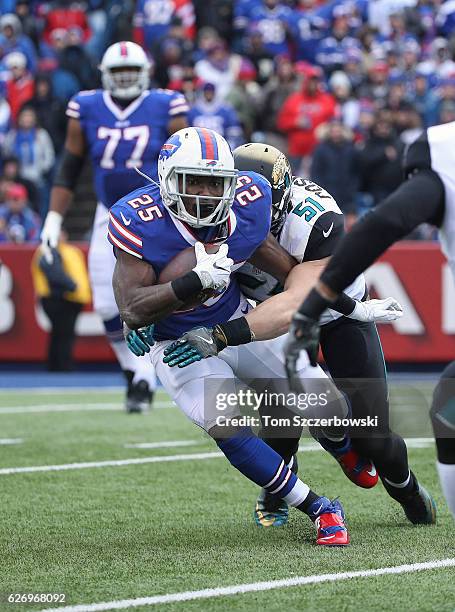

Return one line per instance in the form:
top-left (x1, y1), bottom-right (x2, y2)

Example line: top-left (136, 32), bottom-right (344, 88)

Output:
top-left (156, 143), bottom-right (433, 528)
top-left (287, 125), bottom-right (455, 522)
top-left (40, 41), bottom-right (188, 412)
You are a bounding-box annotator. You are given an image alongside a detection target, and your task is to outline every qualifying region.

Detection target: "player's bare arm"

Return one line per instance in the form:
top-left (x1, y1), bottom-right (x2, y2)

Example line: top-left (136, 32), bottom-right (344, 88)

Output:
top-left (248, 232), bottom-right (298, 284)
top-left (245, 257), bottom-right (328, 340)
top-left (113, 249), bottom-right (183, 329)
top-left (113, 242), bottom-right (233, 329)
top-left (168, 116), bottom-right (188, 135)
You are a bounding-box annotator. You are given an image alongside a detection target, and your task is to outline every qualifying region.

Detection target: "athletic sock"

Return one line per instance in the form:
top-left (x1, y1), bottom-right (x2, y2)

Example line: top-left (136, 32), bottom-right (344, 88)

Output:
top-left (437, 461), bottom-right (455, 519)
top-left (383, 470), bottom-right (417, 501)
top-left (216, 428), bottom-right (315, 508)
top-left (296, 490), bottom-right (321, 515)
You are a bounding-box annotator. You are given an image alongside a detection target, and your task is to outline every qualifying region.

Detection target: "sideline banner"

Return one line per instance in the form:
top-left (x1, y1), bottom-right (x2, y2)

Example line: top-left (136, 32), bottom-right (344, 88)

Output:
top-left (0, 242), bottom-right (454, 363)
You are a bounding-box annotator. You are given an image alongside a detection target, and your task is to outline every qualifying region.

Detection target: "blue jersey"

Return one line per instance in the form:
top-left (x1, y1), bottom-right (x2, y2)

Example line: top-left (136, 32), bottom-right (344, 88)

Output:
top-left (249, 5), bottom-right (293, 56)
top-left (290, 9), bottom-right (327, 63)
top-left (66, 88), bottom-right (189, 209)
top-left (188, 102), bottom-right (243, 150)
top-left (108, 171), bottom-right (272, 340)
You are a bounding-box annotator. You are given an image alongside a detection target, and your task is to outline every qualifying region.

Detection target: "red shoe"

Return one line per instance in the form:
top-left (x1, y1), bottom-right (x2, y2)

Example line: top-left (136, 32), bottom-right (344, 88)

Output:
top-left (309, 497), bottom-right (350, 546)
top-left (336, 449), bottom-right (378, 489)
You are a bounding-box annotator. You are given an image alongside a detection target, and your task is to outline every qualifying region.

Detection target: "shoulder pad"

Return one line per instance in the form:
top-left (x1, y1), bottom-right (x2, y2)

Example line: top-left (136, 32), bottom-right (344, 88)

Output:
top-left (108, 184), bottom-right (163, 259)
top-left (66, 90), bottom-right (101, 120)
top-left (233, 170), bottom-right (272, 244)
top-left (289, 177), bottom-right (340, 223)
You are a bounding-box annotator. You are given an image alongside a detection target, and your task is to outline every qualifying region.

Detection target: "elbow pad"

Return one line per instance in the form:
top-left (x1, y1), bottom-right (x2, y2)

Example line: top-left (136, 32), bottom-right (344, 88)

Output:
top-left (54, 150), bottom-right (85, 191)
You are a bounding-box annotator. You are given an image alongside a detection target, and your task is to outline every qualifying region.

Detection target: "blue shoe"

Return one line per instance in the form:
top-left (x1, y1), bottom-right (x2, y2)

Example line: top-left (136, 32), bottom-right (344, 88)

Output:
top-left (307, 497), bottom-right (350, 546)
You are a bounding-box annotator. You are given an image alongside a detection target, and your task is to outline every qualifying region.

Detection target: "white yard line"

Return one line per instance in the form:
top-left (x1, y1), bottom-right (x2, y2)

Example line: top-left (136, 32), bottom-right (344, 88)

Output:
top-left (0, 438), bottom-right (433, 476)
top-left (0, 401), bottom-right (174, 414)
top-left (0, 438), bottom-right (22, 445)
top-left (0, 387), bottom-right (125, 394)
top-left (40, 558), bottom-right (455, 612)
top-left (0, 452), bottom-right (223, 475)
top-left (124, 441), bottom-right (201, 449)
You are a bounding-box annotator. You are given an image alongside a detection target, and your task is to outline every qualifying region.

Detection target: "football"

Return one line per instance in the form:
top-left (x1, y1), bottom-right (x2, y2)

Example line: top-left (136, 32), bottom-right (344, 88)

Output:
top-left (158, 244), bottom-right (220, 310)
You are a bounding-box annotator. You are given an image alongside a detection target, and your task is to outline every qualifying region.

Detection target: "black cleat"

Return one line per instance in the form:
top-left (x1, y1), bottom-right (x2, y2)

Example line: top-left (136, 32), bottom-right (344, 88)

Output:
top-left (126, 380), bottom-right (153, 413)
top-left (400, 482), bottom-right (437, 525)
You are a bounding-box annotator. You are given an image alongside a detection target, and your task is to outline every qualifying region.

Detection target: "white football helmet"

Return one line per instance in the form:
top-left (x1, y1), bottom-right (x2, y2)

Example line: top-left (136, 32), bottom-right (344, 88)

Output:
top-left (158, 127), bottom-right (237, 231)
top-left (99, 41), bottom-right (150, 100)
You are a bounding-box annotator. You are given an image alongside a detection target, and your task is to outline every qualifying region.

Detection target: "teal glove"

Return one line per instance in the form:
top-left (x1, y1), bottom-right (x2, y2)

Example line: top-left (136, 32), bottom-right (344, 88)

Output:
top-left (124, 323), bottom-right (155, 356)
top-left (163, 326), bottom-right (226, 368)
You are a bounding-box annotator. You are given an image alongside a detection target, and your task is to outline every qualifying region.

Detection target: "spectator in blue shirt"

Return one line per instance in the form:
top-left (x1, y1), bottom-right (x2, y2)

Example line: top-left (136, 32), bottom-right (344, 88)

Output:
top-left (0, 13), bottom-right (37, 73)
top-left (0, 182), bottom-right (40, 242)
top-left (188, 81), bottom-right (244, 149)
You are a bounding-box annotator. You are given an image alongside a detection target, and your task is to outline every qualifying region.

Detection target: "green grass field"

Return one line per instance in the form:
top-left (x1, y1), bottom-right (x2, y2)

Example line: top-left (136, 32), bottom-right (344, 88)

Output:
top-left (0, 385), bottom-right (453, 612)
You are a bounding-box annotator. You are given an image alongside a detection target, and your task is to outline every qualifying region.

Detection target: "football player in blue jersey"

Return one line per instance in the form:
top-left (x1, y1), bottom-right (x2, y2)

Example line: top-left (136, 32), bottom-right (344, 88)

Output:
top-left (110, 126), bottom-right (351, 546)
top-left (40, 41), bottom-right (189, 413)
top-left (164, 143), bottom-right (435, 528)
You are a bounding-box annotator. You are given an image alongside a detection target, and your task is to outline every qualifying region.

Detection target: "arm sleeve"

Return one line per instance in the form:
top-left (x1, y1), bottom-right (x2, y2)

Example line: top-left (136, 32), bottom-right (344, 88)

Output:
top-left (320, 169), bottom-right (445, 294)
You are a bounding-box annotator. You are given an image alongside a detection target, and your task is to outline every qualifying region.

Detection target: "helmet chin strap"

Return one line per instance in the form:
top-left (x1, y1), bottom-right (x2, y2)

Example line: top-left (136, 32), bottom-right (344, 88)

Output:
top-left (134, 166), bottom-right (160, 188)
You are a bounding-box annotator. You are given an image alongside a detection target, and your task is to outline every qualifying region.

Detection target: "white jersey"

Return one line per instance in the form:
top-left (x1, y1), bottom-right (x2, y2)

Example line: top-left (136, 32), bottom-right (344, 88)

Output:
top-left (237, 177), bottom-right (366, 325)
top-left (426, 122), bottom-right (455, 281)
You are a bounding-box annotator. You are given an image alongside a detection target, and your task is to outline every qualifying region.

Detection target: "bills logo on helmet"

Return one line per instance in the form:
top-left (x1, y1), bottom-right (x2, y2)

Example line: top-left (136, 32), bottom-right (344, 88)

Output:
top-left (206, 160), bottom-right (217, 166)
top-left (159, 133), bottom-right (181, 161)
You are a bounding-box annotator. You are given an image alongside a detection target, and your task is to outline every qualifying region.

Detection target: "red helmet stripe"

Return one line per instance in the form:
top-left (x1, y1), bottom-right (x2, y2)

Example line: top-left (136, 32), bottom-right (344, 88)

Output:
top-left (198, 127), bottom-right (217, 160)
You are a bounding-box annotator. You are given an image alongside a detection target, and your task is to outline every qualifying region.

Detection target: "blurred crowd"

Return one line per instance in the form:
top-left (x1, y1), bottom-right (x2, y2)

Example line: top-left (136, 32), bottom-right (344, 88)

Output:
top-left (2, 0), bottom-right (455, 243)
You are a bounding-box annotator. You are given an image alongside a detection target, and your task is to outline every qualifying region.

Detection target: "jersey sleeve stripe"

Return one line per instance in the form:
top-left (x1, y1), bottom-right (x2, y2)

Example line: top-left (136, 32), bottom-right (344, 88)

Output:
top-left (66, 109), bottom-right (80, 119)
top-left (109, 212), bottom-right (143, 247)
top-left (170, 96), bottom-right (187, 107)
top-left (169, 104), bottom-right (189, 115)
top-left (108, 229), bottom-right (143, 259)
top-left (68, 101), bottom-right (80, 110)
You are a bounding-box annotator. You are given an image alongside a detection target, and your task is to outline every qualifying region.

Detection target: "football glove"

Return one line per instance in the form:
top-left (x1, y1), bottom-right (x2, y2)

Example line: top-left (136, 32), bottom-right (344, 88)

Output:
top-left (192, 242), bottom-right (233, 292)
top-left (348, 297), bottom-right (403, 323)
top-left (284, 312), bottom-right (321, 391)
top-left (40, 211), bottom-right (63, 264)
top-left (124, 323), bottom-right (155, 356)
top-left (163, 326), bottom-right (227, 368)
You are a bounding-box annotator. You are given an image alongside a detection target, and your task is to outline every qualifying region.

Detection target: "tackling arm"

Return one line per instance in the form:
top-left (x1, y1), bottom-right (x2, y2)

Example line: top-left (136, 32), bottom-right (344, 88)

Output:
top-left (245, 258), bottom-right (327, 340)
